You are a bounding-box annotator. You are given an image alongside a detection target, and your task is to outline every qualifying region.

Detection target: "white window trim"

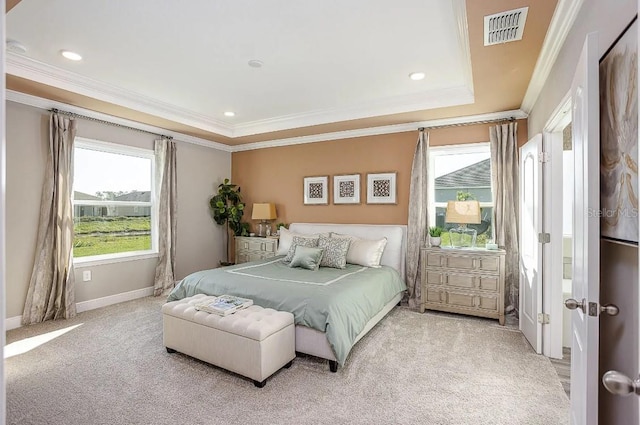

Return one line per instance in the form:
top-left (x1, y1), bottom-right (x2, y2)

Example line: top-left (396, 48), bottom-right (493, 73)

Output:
top-left (73, 137), bottom-right (158, 264)
top-left (428, 142), bottom-right (493, 231)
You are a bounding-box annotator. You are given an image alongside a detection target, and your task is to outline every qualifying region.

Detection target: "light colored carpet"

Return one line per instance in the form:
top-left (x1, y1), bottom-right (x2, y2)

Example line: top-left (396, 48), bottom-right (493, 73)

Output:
top-left (6, 297), bottom-right (569, 425)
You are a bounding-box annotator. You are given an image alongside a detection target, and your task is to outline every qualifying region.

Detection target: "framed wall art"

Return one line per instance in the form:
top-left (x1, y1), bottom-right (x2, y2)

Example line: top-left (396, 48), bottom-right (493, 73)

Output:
top-left (333, 174), bottom-right (360, 204)
top-left (366, 172), bottom-right (397, 204)
top-left (600, 18), bottom-right (638, 244)
top-left (303, 176), bottom-right (329, 205)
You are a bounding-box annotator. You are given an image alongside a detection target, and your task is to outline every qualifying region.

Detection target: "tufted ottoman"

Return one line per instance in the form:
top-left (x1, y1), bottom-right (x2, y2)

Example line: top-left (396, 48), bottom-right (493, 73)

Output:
top-left (162, 294), bottom-right (295, 387)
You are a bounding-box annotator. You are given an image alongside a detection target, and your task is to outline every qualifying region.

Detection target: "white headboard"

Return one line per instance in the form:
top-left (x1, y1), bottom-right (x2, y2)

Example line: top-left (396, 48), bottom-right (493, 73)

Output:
top-left (288, 223), bottom-right (407, 280)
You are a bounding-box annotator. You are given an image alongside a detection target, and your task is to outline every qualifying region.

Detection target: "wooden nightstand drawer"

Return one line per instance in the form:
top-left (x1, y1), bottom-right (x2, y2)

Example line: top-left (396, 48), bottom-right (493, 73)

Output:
top-left (445, 255), bottom-right (475, 270)
top-left (445, 273), bottom-right (476, 289)
top-left (444, 291), bottom-right (499, 312)
top-left (243, 239), bottom-right (276, 253)
top-left (478, 276), bottom-right (498, 291)
top-left (425, 271), bottom-right (445, 285)
top-left (477, 294), bottom-right (498, 312)
top-left (424, 286), bottom-right (444, 303)
top-left (446, 291), bottom-right (475, 308)
top-left (426, 252), bottom-right (444, 267)
top-left (478, 257), bottom-right (499, 273)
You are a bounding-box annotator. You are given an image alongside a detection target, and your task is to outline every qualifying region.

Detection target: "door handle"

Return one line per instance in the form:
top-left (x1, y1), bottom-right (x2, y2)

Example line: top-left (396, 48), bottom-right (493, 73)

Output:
top-left (602, 371), bottom-right (640, 397)
top-left (600, 303), bottom-right (620, 316)
top-left (564, 298), bottom-right (586, 314)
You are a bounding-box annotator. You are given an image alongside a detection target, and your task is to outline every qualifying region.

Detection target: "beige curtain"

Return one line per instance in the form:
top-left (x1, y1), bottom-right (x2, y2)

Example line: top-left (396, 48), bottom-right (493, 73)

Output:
top-left (22, 113), bottom-right (77, 324)
top-left (154, 138), bottom-right (178, 296)
top-left (489, 122), bottom-right (519, 313)
top-left (405, 130), bottom-right (429, 309)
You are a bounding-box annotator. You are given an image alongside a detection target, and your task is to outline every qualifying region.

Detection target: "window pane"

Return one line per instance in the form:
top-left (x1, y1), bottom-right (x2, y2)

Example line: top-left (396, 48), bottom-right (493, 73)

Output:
top-left (73, 145), bottom-right (153, 258)
top-left (74, 215), bottom-right (151, 258)
top-left (437, 206), bottom-right (493, 248)
top-left (74, 147), bottom-right (151, 197)
top-left (434, 153), bottom-right (491, 203)
top-left (430, 146), bottom-right (493, 248)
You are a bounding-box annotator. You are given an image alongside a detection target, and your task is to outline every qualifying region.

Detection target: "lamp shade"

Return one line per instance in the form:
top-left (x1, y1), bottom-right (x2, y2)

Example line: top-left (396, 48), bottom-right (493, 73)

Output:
top-left (251, 203), bottom-right (277, 220)
top-left (445, 200), bottom-right (481, 224)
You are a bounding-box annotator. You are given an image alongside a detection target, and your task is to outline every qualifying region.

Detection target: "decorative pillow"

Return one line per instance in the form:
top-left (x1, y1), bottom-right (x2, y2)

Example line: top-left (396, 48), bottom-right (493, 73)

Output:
top-left (347, 237), bottom-right (387, 267)
top-left (288, 246), bottom-right (324, 271)
top-left (277, 227), bottom-right (328, 256)
top-left (331, 233), bottom-right (388, 267)
top-left (318, 236), bottom-right (351, 269)
top-left (283, 236), bottom-right (320, 263)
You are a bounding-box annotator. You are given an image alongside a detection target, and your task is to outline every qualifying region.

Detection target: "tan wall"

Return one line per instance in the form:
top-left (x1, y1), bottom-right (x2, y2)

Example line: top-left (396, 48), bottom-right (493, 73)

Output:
top-left (6, 101), bottom-right (231, 319)
top-left (232, 120), bottom-right (527, 230)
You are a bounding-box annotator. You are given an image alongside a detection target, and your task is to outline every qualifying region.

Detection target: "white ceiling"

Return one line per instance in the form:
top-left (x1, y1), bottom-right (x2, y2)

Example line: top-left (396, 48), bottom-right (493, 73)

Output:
top-left (6, 0), bottom-right (473, 137)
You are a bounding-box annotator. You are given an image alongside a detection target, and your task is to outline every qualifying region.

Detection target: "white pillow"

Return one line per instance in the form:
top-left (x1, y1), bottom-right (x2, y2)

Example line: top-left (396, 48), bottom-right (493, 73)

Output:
top-left (277, 227), bottom-right (329, 255)
top-left (331, 233), bottom-right (387, 268)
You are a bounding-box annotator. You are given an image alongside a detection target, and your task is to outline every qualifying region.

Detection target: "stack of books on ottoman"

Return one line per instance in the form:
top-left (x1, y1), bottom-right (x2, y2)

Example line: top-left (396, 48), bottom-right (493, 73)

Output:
top-left (194, 295), bottom-right (253, 316)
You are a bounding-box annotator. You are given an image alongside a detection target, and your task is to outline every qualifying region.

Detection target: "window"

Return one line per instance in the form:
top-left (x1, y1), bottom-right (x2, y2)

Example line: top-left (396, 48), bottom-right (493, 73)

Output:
top-left (429, 143), bottom-right (494, 247)
top-left (73, 138), bottom-right (156, 262)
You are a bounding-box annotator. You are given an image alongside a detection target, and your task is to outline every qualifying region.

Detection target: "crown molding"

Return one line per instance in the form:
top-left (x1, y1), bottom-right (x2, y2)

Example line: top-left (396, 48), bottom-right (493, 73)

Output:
top-left (231, 109), bottom-right (527, 152)
top-left (8, 88), bottom-right (527, 154)
top-left (231, 86), bottom-right (475, 137)
top-left (6, 90), bottom-right (233, 152)
top-left (7, 53), bottom-right (234, 137)
top-left (520, 0), bottom-right (585, 113)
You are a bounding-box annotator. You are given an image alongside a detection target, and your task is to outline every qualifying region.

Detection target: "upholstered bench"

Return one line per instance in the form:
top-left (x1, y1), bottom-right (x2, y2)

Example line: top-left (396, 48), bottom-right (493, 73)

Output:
top-left (162, 294), bottom-right (295, 387)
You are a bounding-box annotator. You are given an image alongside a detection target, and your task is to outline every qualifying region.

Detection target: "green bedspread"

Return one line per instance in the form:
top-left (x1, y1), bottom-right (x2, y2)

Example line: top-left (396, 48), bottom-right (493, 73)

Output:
top-left (167, 256), bottom-right (407, 365)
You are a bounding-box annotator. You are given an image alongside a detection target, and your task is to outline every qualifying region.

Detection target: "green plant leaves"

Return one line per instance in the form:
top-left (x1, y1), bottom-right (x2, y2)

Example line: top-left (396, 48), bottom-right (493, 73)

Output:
top-left (210, 179), bottom-right (247, 236)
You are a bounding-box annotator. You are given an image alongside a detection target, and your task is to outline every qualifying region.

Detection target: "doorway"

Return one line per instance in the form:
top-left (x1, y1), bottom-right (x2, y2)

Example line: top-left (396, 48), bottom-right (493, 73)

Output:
top-left (541, 95), bottom-right (573, 366)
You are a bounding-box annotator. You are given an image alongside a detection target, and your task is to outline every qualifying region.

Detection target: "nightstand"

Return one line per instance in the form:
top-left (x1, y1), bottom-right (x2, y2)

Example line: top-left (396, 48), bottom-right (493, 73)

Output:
top-left (420, 247), bottom-right (506, 325)
top-left (235, 236), bottom-right (279, 264)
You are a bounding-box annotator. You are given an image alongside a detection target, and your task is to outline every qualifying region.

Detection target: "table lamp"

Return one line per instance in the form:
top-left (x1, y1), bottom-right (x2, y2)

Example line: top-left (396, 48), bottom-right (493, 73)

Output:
top-left (445, 200), bottom-right (481, 248)
top-left (251, 203), bottom-right (277, 237)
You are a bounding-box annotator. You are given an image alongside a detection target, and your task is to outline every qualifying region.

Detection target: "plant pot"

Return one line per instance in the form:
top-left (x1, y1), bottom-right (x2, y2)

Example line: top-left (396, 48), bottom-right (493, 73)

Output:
top-left (430, 236), bottom-right (441, 247)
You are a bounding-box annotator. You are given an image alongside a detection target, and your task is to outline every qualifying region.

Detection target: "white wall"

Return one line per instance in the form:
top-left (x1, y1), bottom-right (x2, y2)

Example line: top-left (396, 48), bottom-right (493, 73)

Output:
top-left (529, 1), bottom-right (638, 423)
top-left (528, 0), bottom-right (637, 136)
top-left (5, 101), bottom-right (231, 320)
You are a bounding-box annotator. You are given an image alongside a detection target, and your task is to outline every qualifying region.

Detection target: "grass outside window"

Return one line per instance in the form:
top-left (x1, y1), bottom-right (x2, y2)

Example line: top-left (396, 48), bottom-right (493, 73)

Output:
top-left (74, 216), bottom-right (151, 257)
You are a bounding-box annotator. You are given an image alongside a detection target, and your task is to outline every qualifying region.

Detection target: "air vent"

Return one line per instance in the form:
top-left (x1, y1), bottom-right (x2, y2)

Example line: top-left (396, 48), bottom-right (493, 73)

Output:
top-left (484, 7), bottom-right (529, 46)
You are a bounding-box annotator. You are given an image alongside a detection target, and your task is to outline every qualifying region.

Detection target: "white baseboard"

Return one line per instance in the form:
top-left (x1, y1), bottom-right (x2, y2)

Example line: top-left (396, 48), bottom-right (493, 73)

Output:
top-left (5, 286), bottom-right (155, 331)
top-left (76, 286), bottom-right (155, 313)
top-left (5, 316), bottom-right (23, 331)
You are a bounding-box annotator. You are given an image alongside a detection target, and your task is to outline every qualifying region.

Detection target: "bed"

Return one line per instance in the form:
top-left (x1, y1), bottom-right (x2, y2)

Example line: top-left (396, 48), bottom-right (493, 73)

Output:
top-left (167, 223), bottom-right (407, 371)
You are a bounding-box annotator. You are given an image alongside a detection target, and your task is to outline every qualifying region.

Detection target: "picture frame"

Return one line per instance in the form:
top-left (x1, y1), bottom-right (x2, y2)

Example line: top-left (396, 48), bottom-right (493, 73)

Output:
top-left (366, 172), bottom-right (397, 204)
top-left (333, 174), bottom-right (361, 204)
top-left (599, 18), bottom-right (638, 245)
top-left (303, 176), bottom-right (329, 205)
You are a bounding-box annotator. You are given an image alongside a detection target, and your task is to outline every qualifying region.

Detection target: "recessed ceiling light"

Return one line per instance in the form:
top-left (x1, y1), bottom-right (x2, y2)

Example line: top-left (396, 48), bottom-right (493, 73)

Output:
top-left (409, 72), bottom-right (425, 81)
top-left (61, 50), bottom-right (82, 61)
top-left (6, 39), bottom-right (27, 54)
top-left (248, 59), bottom-right (263, 68)
top-left (224, 111), bottom-right (235, 117)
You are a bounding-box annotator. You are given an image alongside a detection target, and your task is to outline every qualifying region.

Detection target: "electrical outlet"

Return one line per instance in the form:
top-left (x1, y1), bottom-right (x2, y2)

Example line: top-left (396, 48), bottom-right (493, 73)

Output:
top-left (82, 270), bottom-right (92, 282)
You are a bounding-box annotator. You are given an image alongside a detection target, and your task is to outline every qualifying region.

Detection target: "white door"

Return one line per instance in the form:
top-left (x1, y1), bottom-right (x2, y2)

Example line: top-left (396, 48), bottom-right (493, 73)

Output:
top-left (568, 32), bottom-right (600, 425)
top-left (519, 134), bottom-right (543, 353)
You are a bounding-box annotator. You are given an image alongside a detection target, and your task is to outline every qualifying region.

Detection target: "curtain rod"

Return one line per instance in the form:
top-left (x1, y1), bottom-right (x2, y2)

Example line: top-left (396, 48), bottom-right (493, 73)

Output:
top-left (418, 116), bottom-right (516, 132)
top-left (50, 108), bottom-right (173, 139)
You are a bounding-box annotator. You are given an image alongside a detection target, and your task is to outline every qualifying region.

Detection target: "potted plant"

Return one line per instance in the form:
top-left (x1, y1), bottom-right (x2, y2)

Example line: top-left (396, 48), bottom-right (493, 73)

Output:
top-left (428, 226), bottom-right (443, 247)
top-left (274, 222), bottom-right (288, 236)
top-left (210, 179), bottom-right (249, 265)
